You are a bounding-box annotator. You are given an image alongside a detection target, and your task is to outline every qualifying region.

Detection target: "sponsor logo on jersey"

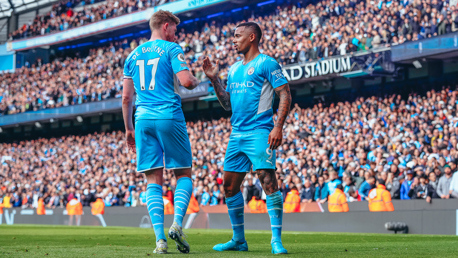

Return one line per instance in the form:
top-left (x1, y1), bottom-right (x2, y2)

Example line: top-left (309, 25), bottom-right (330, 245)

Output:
top-left (229, 81), bottom-right (255, 89)
top-left (248, 67), bottom-right (255, 75)
top-left (271, 69), bottom-right (285, 82)
top-left (178, 53), bottom-right (185, 62)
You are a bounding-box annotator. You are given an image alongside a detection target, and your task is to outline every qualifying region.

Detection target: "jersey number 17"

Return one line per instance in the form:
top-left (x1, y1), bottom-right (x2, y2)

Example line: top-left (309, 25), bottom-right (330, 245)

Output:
top-left (136, 58), bottom-right (160, 91)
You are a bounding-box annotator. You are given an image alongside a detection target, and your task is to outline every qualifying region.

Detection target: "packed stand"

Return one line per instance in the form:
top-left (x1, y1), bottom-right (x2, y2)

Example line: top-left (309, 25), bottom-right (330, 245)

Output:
top-left (8, 0), bottom-right (174, 40)
top-left (3, 0), bottom-right (458, 115)
top-left (2, 88), bottom-right (458, 210)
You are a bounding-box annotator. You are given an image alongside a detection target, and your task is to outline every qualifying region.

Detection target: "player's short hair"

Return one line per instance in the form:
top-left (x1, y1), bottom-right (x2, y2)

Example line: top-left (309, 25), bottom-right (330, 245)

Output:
top-left (150, 10), bottom-right (180, 31)
top-left (236, 22), bottom-right (262, 42)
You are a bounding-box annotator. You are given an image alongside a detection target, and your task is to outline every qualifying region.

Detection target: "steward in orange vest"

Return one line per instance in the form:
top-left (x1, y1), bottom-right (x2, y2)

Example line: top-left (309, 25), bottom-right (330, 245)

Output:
top-left (284, 187), bottom-right (301, 213)
top-left (163, 196), bottom-right (174, 215)
top-left (248, 196), bottom-right (267, 213)
top-left (328, 184), bottom-right (349, 212)
top-left (368, 179), bottom-right (394, 212)
top-left (91, 198), bottom-right (105, 215)
top-left (3, 194), bottom-right (11, 208)
top-left (37, 198), bottom-right (46, 215)
top-left (186, 194), bottom-right (200, 214)
top-left (66, 198), bottom-right (83, 215)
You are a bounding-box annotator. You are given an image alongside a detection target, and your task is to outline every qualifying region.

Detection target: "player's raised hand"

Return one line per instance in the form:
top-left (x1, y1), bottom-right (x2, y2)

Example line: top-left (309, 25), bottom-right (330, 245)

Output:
top-left (126, 129), bottom-right (136, 153)
top-left (268, 127), bottom-right (283, 150)
top-left (202, 57), bottom-right (219, 80)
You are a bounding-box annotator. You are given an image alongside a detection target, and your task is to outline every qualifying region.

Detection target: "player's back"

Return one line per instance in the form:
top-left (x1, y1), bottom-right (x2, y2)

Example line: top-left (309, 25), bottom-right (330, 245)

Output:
top-left (124, 39), bottom-right (188, 121)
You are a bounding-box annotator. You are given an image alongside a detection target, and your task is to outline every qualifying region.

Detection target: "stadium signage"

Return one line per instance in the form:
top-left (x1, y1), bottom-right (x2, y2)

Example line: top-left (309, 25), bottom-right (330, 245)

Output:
top-left (7, 0), bottom-right (229, 51)
top-left (188, 0), bottom-right (221, 8)
top-left (282, 56), bottom-right (352, 81)
top-left (178, 82), bottom-right (209, 99)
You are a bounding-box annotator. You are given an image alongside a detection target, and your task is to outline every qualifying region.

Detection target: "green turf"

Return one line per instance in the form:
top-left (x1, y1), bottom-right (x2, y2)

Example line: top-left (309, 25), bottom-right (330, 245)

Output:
top-left (1, 225), bottom-right (458, 257)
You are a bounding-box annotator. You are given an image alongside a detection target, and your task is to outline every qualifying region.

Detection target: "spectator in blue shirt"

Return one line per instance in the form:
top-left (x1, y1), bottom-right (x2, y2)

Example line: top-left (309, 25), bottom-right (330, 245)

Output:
top-left (327, 171), bottom-right (342, 195)
top-left (359, 176), bottom-right (375, 200)
top-left (210, 185), bottom-right (220, 206)
top-left (315, 176), bottom-right (329, 203)
top-left (139, 185), bottom-right (147, 206)
top-left (201, 186), bottom-right (210, 206)
top-left (401, 170), bottom-right (414, 199)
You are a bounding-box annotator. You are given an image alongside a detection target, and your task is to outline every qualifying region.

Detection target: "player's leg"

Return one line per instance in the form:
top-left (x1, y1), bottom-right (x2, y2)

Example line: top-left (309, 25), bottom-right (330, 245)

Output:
top-left (169, 168), bottom-right (192, 253)
top-left (136, 120), bottom-right (167, 254)
top-left (213, 133), bottom-right (250, 252)
top-left (172, 168), bottom-right (192, 227)
top-left (248, 131), bottom-right (287, 254)
top-left (144, 168), bottom-right (168, 254)
top-left (256, 169), bottom-right (287, 254)
top-left (213, 171), bottom-right (248, 252)
top-left (225, 171), bottom-right (248, 239)
top-left (154, 119), bottom-right (193, 253)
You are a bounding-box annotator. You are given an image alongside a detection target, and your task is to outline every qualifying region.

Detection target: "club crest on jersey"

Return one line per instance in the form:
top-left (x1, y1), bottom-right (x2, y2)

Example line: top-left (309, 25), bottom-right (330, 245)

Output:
top-left (178, 53), bottom-right (185, 62)
top-left (248, 67), bottom-right (255, 75)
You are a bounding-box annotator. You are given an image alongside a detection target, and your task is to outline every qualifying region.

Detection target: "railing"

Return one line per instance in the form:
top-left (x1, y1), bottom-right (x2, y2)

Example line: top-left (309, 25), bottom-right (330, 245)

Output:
top-left (0, 82), bottom-right (209, 127)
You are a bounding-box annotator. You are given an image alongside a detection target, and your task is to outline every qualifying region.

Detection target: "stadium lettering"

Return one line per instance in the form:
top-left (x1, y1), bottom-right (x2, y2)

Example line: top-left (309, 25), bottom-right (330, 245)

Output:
top-left (188, 0), bottom-right (217, 7)
top-left (282, 56), bottom-right (352, 81)
top-left (3, 210), bottom-right (16, 225)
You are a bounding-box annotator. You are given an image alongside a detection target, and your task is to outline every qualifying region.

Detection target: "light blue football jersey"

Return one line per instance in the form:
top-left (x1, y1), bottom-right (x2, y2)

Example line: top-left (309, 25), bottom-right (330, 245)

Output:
top-left (226, 54), bottom-right (288, 131)
top-left (123, 39), bottom-right (188, 121)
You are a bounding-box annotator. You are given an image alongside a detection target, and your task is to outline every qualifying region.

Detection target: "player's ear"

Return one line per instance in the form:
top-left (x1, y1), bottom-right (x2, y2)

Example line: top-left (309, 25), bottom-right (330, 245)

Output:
top-left (250, 33), bottom-right (256, 43)
top-left (163, 22), bottom-right (169, 32)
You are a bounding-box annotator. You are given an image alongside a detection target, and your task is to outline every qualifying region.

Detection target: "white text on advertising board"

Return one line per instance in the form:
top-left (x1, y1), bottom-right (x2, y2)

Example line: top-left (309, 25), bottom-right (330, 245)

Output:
top-left (282, 56), bottom-right (352, 81)
top-left (188, 0), bottom-right (220, 7)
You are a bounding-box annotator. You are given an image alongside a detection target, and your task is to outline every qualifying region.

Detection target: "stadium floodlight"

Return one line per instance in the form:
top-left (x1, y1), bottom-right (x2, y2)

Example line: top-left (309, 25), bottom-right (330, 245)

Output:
top-left (50, 118), bottom-right (55, 123)
top-left (0, 127), bottom-right (2, 133)
top-left (35, 122), bottom-right (42, 128)
top-left (76, 116), bottom-right (83, 123)
top-left (412, 60), bottom-right (422, 69)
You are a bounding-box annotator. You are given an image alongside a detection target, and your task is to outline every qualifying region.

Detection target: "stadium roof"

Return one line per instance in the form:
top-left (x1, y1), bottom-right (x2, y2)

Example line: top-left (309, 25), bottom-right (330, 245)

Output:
top-left (0, 0), bottom-right (57, 18)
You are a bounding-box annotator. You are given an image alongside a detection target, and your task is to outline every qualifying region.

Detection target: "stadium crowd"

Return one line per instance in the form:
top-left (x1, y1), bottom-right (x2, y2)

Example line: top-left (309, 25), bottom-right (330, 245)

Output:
top-left (3, 0), bottom-right (458, 115)
top-left (8, 0), bottom-right (174, 40)
top-left (2, 88), bottom-right (458, 210)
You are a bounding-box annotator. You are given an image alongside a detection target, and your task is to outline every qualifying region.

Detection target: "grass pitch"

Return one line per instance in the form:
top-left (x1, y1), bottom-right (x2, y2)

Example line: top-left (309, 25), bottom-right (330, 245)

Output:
top-left (1, 225), bottom-right (458, 257)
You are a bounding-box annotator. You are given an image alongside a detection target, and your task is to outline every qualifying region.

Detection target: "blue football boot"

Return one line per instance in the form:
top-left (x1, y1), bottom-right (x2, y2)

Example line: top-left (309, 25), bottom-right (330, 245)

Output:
top-left (213, 239), bottom-right (248, 252)
top-left (271, 241), bottom-right (288, 254)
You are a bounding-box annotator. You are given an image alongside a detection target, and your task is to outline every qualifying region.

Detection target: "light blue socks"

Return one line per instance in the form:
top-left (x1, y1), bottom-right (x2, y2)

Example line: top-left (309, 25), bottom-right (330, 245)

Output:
top-left (226, 191), bottom-right (245, 243)
top-left (174, 177), bottom-right (193, 227)
top-left (266, 191), bottom-right (283, 243)
top-left (146, 183), bottom-right (166, 242)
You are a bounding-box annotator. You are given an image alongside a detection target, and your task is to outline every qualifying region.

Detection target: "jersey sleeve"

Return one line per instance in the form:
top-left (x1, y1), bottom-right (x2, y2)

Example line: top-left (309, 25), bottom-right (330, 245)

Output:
top-left (168, 43), bottom-right (189, 74)
top-left (123, 55), bottom-right (134, 79)
top-left (262, 56), bottom-right (288, 89)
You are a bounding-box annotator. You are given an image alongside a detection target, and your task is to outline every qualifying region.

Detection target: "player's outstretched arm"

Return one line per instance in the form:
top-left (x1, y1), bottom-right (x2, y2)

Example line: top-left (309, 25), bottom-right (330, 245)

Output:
top-left (268, 84), bottom-right (292, 149)
top-left (202, 57), bottom-right (231, 111)
top-left (176, 70), bottom-right (200, 90)
top-left (122, 78), bottom-right (136, 153)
